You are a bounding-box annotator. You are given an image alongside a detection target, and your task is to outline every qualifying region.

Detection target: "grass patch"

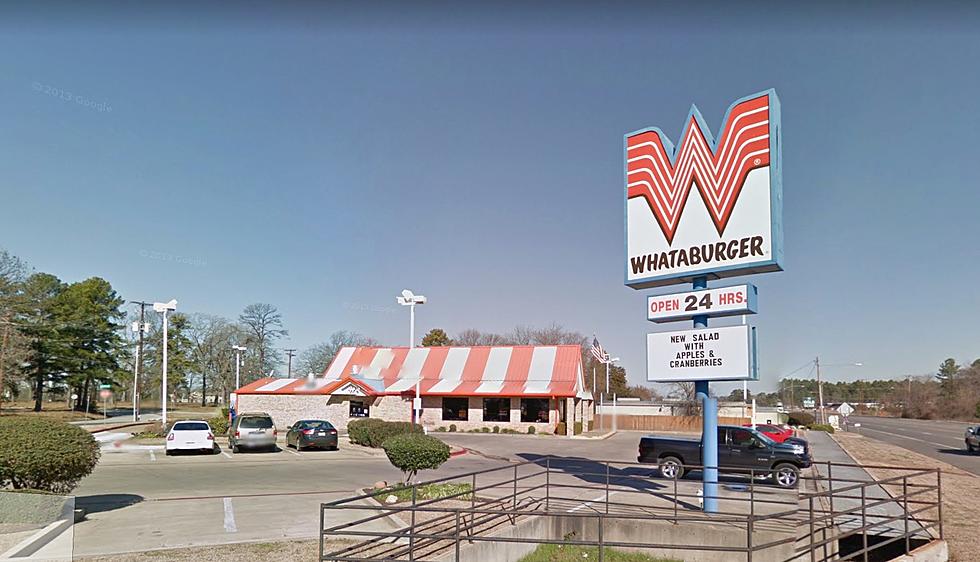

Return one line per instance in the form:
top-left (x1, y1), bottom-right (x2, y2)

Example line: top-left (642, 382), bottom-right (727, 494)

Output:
top-left (372, 482), bottom-right (473, 503)
top-left (519, 544), bottom-right (680, 562)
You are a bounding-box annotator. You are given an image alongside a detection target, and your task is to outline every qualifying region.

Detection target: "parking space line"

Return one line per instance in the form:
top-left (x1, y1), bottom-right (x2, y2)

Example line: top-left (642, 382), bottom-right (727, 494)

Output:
top-left (285, 447), bottom-right (301, 457)
top-left (149, 450), bottom-right (156, 462)
top-left (221, 451), bottom-right (233, 459)
top-left (223, 497), bottom-right (238, 533)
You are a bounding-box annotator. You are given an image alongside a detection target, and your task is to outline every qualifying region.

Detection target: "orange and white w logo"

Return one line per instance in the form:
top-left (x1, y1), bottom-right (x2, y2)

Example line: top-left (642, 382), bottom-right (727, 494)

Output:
top-left (626, 93), bottom-right (773, 245)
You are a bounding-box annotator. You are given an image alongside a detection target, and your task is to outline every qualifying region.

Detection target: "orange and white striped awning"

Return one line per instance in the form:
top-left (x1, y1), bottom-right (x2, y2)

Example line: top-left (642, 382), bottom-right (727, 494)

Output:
top-left (235, 345), bottom-right (586, 398)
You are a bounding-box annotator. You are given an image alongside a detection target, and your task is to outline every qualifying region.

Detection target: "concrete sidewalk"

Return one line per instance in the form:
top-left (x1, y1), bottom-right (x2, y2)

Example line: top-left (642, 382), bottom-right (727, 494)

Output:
top-left (806, 431), bottom-right (925, 537)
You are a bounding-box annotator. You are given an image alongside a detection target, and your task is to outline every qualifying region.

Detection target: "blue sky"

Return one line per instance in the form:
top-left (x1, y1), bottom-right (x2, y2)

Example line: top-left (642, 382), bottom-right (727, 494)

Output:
top-left (2, 3), bottom-right (978, 393)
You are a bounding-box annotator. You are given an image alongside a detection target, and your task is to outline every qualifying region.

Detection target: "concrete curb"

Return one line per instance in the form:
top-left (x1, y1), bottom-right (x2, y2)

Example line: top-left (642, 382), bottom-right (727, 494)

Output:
top-left (0, 517), bottom-right (72, 559)
top-left (570, 430), bottom-right (616, 440)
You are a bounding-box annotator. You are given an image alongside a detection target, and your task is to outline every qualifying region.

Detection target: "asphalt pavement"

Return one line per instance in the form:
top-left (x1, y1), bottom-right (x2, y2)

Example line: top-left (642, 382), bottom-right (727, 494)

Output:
top-left (850, 416), bottom-right (980, 476)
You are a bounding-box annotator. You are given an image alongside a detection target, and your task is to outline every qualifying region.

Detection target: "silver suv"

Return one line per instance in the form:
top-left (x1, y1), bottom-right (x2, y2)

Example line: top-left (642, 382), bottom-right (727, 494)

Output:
top-left (230, 412), bottom-right (277, 453)
top-left (966, 426), bottom-right (979, 454)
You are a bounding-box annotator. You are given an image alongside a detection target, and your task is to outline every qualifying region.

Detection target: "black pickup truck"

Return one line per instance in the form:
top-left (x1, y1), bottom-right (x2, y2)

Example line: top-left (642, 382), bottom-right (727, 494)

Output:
top-left (637, 425), bottom-right (811, 488)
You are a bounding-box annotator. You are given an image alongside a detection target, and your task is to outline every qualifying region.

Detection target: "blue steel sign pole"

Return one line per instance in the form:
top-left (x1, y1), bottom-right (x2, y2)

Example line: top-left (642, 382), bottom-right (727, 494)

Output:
top-left (691, 276), bottom-right (718, 513)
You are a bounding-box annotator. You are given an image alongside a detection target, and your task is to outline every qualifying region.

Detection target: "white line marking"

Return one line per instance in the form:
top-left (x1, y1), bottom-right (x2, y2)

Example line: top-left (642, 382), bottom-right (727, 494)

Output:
top-left (567, 491), bottom-right (619, 513)
top-left (149, 450), bottom-right (156, 462)
top-left (285, 447), bottom-right (301, 457)
top-left (223, 497), bottom-right (238, 533)
top-left (221, 451), bottom-right (233, 459)
top-left (861, 427), bottom-right (960, 450)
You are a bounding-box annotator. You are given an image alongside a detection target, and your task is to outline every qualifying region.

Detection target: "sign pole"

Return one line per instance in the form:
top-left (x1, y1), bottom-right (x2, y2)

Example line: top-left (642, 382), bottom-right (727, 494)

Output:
top-left (692, 276), bottom-right (719, 514)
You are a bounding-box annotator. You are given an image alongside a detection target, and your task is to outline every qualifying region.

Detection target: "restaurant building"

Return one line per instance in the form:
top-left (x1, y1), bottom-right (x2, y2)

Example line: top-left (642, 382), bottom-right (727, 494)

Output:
top-left (233, 345), bottom-right (594, 436)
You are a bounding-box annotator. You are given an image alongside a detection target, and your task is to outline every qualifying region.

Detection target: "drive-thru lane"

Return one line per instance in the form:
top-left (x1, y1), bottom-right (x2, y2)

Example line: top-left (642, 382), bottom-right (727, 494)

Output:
top-left (850, 416), bottom-right (980, 476)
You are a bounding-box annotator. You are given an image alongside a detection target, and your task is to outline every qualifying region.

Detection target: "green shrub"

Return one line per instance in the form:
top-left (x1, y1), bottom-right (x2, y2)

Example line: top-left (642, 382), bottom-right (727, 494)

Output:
top-left (787, 412), bottom-right (815, 427)
top-left (207, 415), bottom-right (229, 436)
top-left (809, 424), bottom-right (835, 433)
top-left (132, 420), bottom-right (168, 439)
top-left (435, 426), bottom-right (446, 432)
top-left (480, 427), bottom-right (490, 433)
top-left (0, 417), bottom-right (100, 493)
top-left (574, 421), bottom-right (583, 435)
top-left (527, 426), bottom-right (536, 435)
top-left (555, 422), bottom-right (567, 435)
top-left (448, 424), bottom-right (457, 432)
top-left (382, 434), bottom-right (451, 483)
top-left (220, 407), bottom-right (230, 418)
top-left (348, 418), bottom-right (383, 446)
top-left (348, 419), bottom-right (423, 448)
top-left (492, 426), bottom-right (500, 434)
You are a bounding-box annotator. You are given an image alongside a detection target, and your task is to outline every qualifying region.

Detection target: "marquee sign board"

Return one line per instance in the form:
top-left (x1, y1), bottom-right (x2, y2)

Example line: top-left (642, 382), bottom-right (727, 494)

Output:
top-left (647, 283), bottom-right (757, 323)
top-left (646, 324), bottom-right (757, 382)
top-left (625, 90), bottom-right (783, 289)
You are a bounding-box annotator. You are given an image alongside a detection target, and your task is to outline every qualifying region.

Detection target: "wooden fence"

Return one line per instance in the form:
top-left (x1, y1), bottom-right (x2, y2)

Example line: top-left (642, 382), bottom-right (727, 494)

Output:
top-left (594, 414), bottom-right (751, 432)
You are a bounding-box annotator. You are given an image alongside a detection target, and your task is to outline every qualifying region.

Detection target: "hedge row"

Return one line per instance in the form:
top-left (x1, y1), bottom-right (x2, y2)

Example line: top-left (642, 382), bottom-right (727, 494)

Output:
top-left (348, 419), bottom-right (422, 448)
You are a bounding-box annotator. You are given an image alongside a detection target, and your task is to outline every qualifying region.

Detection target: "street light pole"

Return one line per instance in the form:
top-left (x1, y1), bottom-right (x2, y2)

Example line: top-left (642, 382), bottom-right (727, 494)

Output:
top-left (816, 356), bottom-right (824, 424)
top-left (153, 300), bottom-right (177, 427)
top-left (232, 346), bottom-right (247, 390)
top-left (397, 290), bottom-right (427, 425)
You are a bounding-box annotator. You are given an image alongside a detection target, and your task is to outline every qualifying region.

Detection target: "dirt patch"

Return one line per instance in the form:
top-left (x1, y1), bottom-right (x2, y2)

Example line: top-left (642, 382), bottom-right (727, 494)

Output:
top-left (76, 539), bottom-right (350, 561)
top-left (833, 431), bottom-right (979, 561)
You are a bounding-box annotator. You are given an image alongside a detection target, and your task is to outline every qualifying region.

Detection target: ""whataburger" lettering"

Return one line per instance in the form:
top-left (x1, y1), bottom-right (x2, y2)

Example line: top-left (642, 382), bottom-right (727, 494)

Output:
top-left (630, 235), bottom-right (764, 275)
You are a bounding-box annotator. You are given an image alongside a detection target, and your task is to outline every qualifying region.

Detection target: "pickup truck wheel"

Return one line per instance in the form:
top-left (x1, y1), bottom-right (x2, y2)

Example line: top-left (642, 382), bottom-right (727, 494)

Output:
top-left (659, 456), bottom-right (685, 480)
top-left (773, 463), bottom-right (799, 488)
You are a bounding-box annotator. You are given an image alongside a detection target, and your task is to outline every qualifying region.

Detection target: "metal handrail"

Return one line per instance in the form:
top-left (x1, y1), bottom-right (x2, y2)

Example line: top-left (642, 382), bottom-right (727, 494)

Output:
top-left (320, 456), bottom-right (943, 562)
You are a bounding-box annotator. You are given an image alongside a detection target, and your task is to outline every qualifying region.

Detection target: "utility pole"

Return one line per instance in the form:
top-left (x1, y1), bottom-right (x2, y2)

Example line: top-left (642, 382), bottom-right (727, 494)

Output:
top-left (130, 301), bottom-right (151, 421)
top-left (285, 349), bottom-right (297, 377)
top-left (816, 356), bottom-right (825, 424)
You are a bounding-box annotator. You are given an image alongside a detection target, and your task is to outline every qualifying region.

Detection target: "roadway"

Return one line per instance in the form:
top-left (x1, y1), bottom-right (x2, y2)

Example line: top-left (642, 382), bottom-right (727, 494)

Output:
top-left (850, 416), bottom-right (980, 476)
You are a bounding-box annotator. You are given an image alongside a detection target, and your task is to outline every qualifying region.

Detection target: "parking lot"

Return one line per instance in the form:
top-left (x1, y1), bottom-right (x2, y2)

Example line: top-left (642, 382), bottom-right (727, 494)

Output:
top-left (72, 431), bottom-right (791, 557)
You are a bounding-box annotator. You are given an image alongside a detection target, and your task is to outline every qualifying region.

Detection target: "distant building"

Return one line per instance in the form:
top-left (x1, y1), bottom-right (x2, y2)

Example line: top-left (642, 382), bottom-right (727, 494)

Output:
top-left (233, 345), bottom-right (594, 436)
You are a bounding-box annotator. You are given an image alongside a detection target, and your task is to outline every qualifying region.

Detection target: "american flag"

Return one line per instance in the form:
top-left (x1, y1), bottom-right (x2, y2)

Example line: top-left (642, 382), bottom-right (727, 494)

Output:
top-left (591, 337), bottom-right (608, 363)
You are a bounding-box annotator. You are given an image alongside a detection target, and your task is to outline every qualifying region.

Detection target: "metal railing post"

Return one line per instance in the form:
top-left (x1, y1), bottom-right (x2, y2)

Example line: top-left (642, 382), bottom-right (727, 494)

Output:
top-left (471, 472), bottom-right (477, 530)
top-left (673, 469), bottom-right (678, 524)
top-left (455, 509), bottom-right (461, 562)
top-left (513, 464), bottom-right (519, 513)
top-left (605, 461), bottom-right (610, 514)
top-left (409, 484), bottom-right (417, 562)
top-left (318, 505), bottom-right (324, 561)
top-left (903, 476), bottom-right (910, 555)
top-left (937, 469), bottom-right (944, 539)
top-left (545, 458), bottom-right (551, 512)
top-left (827, 461), bottom-right (835, 527)
top-left (808, 496), bottom-right (816, 562)
top-left (598, 514), bottom-right (604, 562)
top-left (861, 485), bottom-right (868, 562)
top-left (748, 469), bottom-right (755, 562)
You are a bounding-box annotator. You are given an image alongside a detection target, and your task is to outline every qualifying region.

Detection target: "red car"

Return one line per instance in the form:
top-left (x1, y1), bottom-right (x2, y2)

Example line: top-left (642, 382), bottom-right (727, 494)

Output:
top-left (744, 423), bottom-right (794, 443)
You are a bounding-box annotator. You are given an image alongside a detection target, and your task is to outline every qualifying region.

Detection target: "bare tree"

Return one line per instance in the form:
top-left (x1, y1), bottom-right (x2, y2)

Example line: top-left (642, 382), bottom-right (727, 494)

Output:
top-left (296, 331), bottom-right (378, 376)
top-left (238, 303), bottom-right (288, 380)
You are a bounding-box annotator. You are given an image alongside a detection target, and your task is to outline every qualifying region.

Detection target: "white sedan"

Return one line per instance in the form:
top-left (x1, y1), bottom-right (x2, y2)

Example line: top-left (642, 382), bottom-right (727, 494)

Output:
top-left (165, 420), bottom-right (217, 455)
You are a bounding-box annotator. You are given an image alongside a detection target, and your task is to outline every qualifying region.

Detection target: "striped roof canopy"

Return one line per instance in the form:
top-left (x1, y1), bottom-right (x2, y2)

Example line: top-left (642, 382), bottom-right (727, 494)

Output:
top-left (235, 345), bottom-right (587, 398)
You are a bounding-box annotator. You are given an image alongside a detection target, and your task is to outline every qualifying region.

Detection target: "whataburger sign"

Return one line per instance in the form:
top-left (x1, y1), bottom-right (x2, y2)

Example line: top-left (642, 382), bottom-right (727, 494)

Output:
top-left (625, 90), bottom-right (783, 289)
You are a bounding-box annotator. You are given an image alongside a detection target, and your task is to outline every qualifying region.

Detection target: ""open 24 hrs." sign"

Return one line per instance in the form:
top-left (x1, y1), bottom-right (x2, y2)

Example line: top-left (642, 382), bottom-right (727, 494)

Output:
top-left (646, 284), bottom-right (758, 324)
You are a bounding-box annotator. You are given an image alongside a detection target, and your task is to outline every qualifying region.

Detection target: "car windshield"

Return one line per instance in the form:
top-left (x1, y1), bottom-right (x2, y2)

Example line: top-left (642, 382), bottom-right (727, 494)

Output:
top-left (239, 417), bottom-right (273, 429)
top-left (301, 421), bottom-right (334, 430)
top-left (752, 429), bottom-right (777, 446)
top-left (173, 422), bottom-right (209, 431)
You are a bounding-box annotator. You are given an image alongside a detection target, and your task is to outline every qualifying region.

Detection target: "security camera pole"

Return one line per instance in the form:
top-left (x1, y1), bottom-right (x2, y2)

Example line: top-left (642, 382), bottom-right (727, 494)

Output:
top-left (396, 289), bottom-right (427, 424)
top-left (153, 300), bottom-right (178, 426)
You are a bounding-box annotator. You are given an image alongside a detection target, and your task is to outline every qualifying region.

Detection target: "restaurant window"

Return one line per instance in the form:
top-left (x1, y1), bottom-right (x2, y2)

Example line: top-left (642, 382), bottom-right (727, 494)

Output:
top-left (482, 398), bottom-right (511, 422)
top-left (520, 398), bottom-right (550, 423)
top-left (442, 397), bottom-right (469, 421)
top-left (349, 400), bottom-right (370, 418)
